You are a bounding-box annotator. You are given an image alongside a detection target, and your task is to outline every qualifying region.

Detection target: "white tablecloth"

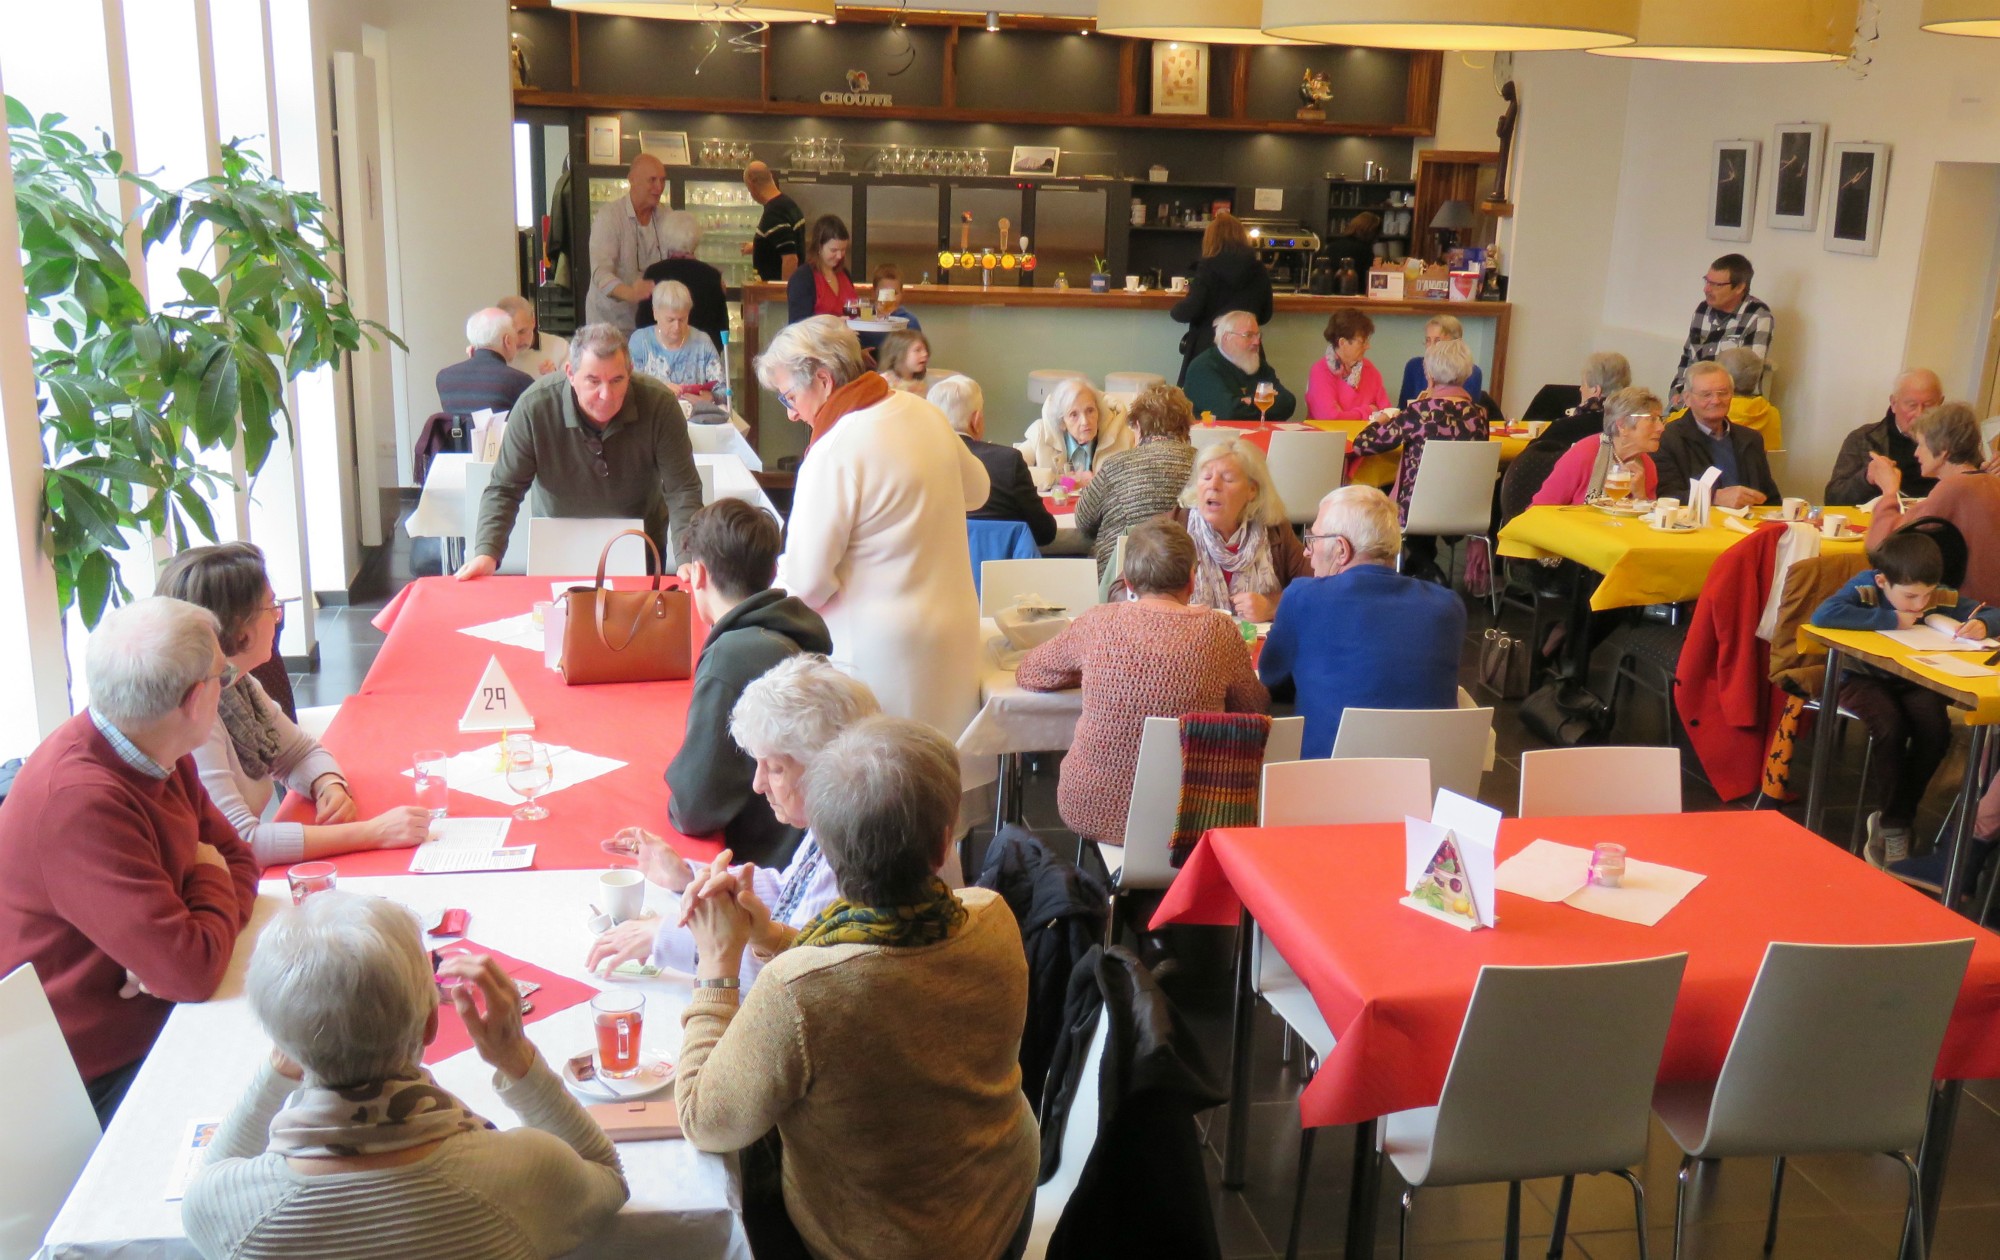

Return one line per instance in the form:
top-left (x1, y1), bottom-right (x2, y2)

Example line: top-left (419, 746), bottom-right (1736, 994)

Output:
top-left (957, 621), bottom-right (1082, 792)
top-left (407, 451), bottom-right (775, 542)
top-left (39, 871), bottom-right (748, 1260)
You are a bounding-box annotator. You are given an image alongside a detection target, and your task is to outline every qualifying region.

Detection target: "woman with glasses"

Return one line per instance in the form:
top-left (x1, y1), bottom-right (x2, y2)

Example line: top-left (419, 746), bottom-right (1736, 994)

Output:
top-left (158, 543), bottom-right (430, 865)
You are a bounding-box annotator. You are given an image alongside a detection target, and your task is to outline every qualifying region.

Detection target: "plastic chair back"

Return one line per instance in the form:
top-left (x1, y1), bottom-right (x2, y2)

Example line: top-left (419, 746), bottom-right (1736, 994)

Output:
top-left (526, 518), bottom-right (649, 576)
top-left (980, 558), bottom-right (1099, 618)
top-left (1331, 706), bottom-right (1493, 801)
top-left (0, 964), bottom-right (102, 1256)
top-left (1266, 429), bottom-right (1348, 525)
top-left (1422, 954), bottom-right (1689, 1186)
top-left (1405, 440), bottom-right (1503, 538)
top-left (1025, 1001), bottom-right (1112, 1259)
top-left (1260, 757), bottom-right (1431, 828)
top-left (1690, 939), bottom-right (1974, 1158)
top-left (461, 459), bottom-right (530, 574)
top-left (1189, 425), bottom-right (1237, 453)
top-left (1119, 715), bottom-right (1303, 891)
top-left (1518, 746), bottom-right (1682, 817)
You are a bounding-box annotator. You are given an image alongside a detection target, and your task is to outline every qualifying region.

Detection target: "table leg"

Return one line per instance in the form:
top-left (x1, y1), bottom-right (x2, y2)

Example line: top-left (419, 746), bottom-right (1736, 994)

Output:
top-left (1941, 727), bottom-right (1990, 914)
top-left (1803, 646), bottom-right (1846, 838)
top-left (1223, 908), bottom-right (1256, 1189)
top-left (1913, 1079), bottom-right (1963, 1258)
top-left (1343, 1119), bottom-right (1382, 1260)
top-left (1562, 563), bottom-right (1594, 682)
top-left (992, 753), bottom-right (1014, 832)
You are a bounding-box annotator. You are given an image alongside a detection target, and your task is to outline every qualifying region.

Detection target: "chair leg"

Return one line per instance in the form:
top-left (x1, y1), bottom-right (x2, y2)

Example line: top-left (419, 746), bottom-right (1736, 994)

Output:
top-left (1671, 1154), bottom-right (1695, 1260)
top-left (1283, 1126), bottom-right (1317, 1260)
top-left (1505, 1181), bottom-right (1522, 1260)
top-left (1547, 1175), bottom-right (1575, 1259)
top-left (1614, 1167), bottom-right (1652, 1260)
top-left (1894, 1150), bottom-right (1928, 1260)
top-left (1763, 1156), bottom-right (1786, 1254)
top-left (1280, 1024), bottom-right (1296, 1067)
top-left (1398, 1187), bottom-right (1416, 1260)
top-left (1850, 734), bottom-right (1876, 854)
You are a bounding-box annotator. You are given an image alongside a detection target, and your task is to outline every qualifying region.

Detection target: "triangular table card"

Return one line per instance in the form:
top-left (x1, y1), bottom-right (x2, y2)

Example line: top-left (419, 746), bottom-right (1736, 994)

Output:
top-left (1399, 789), bottom-right (1499, 931)
top-left (1404, 833), bottom-right (1481, 928)
top-left (459, 655), bottom-right (535, 733)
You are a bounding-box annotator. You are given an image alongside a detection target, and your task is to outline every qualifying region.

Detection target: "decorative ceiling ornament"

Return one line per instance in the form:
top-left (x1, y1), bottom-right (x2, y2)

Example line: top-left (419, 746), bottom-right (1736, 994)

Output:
top-left (1098, 0), bottom-right (1305, 45)
top-left (1921, 0), bottom-right (2000, 36)
top-left (1259, 0), bottom-right (1638, 51)
top-left (552, 0), bottom-right (835, 22)
top-left (1589, 0), bottom-right (1860, 63)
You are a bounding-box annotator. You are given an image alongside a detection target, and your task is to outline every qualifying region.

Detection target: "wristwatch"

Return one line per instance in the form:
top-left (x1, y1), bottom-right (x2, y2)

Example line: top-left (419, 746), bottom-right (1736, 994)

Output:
top-left (692, 977), bottom-right (740, 990)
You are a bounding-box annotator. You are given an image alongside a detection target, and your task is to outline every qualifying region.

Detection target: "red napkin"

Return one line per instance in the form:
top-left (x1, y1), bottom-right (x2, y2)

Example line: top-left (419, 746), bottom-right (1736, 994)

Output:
top-left (424, 941), bottom-right (598, 1065)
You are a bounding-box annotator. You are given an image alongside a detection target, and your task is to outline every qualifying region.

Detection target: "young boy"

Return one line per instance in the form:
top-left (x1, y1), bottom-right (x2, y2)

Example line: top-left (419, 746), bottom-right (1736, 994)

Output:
top-left (1811, 531), bottom-right (1988, 869)
top-left (664, 498), bottom-right (831, 866)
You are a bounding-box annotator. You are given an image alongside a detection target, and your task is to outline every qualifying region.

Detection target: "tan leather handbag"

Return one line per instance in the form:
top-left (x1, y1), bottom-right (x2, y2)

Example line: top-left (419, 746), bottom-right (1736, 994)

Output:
top-left (558, 530), bottom-right (692, 685)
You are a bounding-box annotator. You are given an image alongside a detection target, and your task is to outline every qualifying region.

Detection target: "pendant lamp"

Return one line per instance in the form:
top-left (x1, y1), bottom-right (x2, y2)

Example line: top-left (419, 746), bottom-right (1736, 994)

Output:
top-left (552, 0), bottom-right (835, 22)
top-left (1260, 0), bottom-right (1638, 51)
top-left (1098, 0), bottom-right (1303, 45)
top-left (1590, 0), bottom-right (1858, 62)
top-left (1923, 1), bottom-right (2000, 36)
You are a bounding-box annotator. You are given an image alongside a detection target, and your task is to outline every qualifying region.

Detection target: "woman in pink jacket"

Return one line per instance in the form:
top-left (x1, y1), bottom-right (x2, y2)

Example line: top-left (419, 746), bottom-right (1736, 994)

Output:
top-left (1304, 308), bottom-right (1389, 420)
top-left (1532, 387), bottom-right (1666, 506)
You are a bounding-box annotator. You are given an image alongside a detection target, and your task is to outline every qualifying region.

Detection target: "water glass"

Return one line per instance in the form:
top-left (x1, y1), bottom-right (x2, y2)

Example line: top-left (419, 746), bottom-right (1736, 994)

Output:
top-left (1589, 843), bottom-right (1627, 888)
top-left (504, 736), bottom-right (553, 822)
top-left (288, 861), bottom-right (337, 905)
top-left (414, 749), bottom-right (449, 819)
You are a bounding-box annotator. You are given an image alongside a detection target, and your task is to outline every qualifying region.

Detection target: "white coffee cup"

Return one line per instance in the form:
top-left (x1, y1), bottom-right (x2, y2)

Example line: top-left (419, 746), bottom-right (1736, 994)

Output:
top-left (1170, 277), bottom-right (1189, 293)
top-left (1821, 513), bottom-right (1847, 540)
top-left (599, 868), bottom-right (646, 924)
top-left (1652, 497), bottom-right (1681, 526)
top-left (1124, 275), bottom-right (1142, 291)
top-left (1781, 496), bottom-right (1808, 521)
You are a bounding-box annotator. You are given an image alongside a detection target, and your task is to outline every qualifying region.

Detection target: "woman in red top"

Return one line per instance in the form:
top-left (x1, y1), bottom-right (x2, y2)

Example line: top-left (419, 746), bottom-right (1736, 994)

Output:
top-left (785, 215), bottom-right (857, 325)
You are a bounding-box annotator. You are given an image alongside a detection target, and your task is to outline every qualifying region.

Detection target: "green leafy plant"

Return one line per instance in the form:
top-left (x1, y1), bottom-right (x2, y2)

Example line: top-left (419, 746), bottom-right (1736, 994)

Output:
top-left (8, 96), bottom-right (402, 626)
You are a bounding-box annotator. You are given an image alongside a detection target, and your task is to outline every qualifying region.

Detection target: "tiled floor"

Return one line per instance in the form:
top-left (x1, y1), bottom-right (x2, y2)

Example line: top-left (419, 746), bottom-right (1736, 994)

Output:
top-left (297, 519), bottom-right (1996, 1260)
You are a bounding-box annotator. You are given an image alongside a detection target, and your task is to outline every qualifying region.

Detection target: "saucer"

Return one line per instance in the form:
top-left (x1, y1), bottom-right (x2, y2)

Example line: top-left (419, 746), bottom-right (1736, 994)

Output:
top-left (563, 1048), bottom-right (675, 1100)
top-left (1647, 518), bottom-right (1698, 533)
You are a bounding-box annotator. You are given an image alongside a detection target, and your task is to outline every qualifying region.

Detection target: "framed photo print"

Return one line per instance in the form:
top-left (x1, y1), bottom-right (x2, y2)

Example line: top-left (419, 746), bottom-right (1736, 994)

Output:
top-left (1151, 41), bottom-right (1209, 116)
top-left (1767, 123), bottom-right (1826, 231)
top-left (586, 115), bottom-right (622, 166)
top-left (1009, 146), bottom-right (1061, 177)
top-left (1707, 139), bottom-right (1760, 243)
top-left (639, 130), bottom-right (691, 166)
top-left (1826, 142), bottom-right (1891, 257)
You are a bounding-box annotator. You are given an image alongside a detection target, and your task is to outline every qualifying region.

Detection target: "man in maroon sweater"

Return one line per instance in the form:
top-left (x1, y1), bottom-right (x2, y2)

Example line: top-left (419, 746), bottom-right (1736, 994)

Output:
top-left (0, 598), bottom-right (259, 1124)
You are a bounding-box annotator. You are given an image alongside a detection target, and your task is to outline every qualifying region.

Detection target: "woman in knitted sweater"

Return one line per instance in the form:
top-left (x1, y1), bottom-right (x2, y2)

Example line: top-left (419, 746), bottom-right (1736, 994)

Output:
top-left (1017, 517), bottom-right (1269, 844)
top-left (1074, 382), bottom-right (1198, 577)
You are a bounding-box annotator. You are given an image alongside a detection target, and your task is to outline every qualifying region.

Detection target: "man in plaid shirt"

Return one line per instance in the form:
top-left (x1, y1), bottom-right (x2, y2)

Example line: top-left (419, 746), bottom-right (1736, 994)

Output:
top-left (1671, 253), bottom-right (1773, 401)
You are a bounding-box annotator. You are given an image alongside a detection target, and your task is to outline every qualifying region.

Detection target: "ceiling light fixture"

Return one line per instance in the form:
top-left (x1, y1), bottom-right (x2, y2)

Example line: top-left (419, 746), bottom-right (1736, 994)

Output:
top-left (552, 0), bottom-right (835, 22)
top-left (1260, 0), bottom-right (1638, 50)
top-left (1921, 0), bottom-right (2000, 36)
top-left (1591, 0), bottom-right (1858, 62)
top-left (1097, 0), bottom-right (1305, 46)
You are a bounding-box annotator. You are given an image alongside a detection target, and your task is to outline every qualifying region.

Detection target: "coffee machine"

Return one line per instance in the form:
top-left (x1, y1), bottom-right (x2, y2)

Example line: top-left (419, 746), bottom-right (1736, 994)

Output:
top-left (1241, 218), bottom-right (1322, 294)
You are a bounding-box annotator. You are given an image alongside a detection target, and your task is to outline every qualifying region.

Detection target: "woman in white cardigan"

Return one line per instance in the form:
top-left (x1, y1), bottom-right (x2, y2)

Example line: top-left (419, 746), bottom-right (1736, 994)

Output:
top-left (757, 316), bottom-right (989, 742)
top-left (159, 544), bottom-right (429, 866)
top-left (1014, 377), bottom-right (1134, 487)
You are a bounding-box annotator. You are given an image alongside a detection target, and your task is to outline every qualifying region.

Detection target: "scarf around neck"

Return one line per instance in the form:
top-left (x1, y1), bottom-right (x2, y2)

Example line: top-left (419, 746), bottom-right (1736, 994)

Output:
top-left (1186, 510), bottom-right (1277, 615)
top-left (808, 372), bottom-right (892, 446)
top-left (218, 674), bottom-right (283, 782)
top-left (268, 1068), bottom-right (494, 1158)
top-left (789, 877), bottom-right (967, 950)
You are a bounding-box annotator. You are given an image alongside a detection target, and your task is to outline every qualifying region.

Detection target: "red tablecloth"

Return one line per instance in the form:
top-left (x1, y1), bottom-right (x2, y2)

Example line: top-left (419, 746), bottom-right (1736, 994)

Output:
top-left (276, 577), bottom-right (722, 875)
top-left (1155, 811), bottom-right (2000, 1129)
top-left (423, 940), bottom-right (598, 1065)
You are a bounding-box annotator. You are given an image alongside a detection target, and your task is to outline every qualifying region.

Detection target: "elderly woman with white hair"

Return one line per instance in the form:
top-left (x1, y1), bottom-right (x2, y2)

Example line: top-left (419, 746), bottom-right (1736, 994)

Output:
top-left (1352, 336), bottom-right (1491, 582)
top-left (586, 655), bottom-right (879, 984)
top-left (182, 894), bottom-right (627, 1258)
top-left (673, 715), bottom-right (1039, 1259)
top-left (1395, 312), bottom-right (1485, 408)
top-left (635, 208), bottom-right (730, 349)
top-left (1014, 375), bottom-right (1133, 487)
top-left (758, 315), bottom-right (988, 740)
top-left (1165, 437), bottom-right (1312, 621)
top-left (1532, 386), bottom-right (1667, 506)
top-left (629, 279), bottom-right (725, 404)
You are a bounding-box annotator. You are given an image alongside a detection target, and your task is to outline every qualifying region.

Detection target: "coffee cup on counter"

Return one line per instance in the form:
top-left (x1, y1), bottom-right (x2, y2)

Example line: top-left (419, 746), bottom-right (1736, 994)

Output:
top-left (1124, 275), bottom-right (1143, 292)
top-left (1169, 276), bottom-right (1189, 293)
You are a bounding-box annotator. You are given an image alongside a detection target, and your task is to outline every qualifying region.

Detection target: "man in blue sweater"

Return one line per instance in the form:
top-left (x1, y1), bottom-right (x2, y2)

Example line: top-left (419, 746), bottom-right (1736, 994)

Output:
top-left (1260, 485), bottom-right (1465, 758)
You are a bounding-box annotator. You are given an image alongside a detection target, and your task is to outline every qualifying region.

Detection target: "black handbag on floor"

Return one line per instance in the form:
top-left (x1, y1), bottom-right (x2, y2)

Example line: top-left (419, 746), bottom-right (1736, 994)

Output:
top-left (1519, 680), bottom-right (1612, 746)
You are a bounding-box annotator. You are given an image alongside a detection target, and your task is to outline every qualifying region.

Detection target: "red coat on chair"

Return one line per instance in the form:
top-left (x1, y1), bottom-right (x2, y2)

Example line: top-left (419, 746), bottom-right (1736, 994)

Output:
top-left (1675, 523), bottom-right (1788, 801)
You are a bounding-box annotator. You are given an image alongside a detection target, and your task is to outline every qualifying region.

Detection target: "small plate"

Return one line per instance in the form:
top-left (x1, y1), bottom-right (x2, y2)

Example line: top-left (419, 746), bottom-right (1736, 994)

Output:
top-left (844, 316), bottom-right (909, 333)
top-left (1588, 497), bottom-right (1653, 518)
top-left (563, 1048), bottom-right (675, 1101)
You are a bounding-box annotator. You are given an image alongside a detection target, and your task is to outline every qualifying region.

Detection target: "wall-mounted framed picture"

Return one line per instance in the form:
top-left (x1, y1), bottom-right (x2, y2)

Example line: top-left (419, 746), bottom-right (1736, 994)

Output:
top-left (639, 130), bottom-right (691, 166)
top-left (1151, 41), bottom-right (1209, 116)
top-left (586, 115), bottom-right (622, 166)
top-left (1707, 139), bottom-right (1760, 243)
top-left (1826, 141), bottom-right (1891, 257)
top-left (1767, 122), bottom-right (1826, 231)
top-left (1009, 146), bottom-right (1061, 177)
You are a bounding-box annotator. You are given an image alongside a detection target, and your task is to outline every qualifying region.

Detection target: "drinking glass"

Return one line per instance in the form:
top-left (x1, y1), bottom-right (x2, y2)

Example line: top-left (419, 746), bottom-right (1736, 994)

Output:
top-left (1603, 467), bottom-right (1634, 504)
top-left (504, 736), bottom-right (553, 821)
top-left (288, 861), bottom-right (337, 905)
top-left (414, 749), bottom-right (449, 819)
top-left (1253, 381), bottom-right (1277, 427)
top-left (592, 990), bottom-right (646, 1079)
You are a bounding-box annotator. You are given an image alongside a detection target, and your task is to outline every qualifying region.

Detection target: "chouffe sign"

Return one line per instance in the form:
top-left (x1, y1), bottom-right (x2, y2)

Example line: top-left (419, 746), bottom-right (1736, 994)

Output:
top-left (821, 69), bottom-right (892, 107)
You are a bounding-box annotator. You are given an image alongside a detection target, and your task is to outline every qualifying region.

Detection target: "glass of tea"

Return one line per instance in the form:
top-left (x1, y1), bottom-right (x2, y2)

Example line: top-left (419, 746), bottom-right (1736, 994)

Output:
top-left (592, 990), bottom-right (645, 1079)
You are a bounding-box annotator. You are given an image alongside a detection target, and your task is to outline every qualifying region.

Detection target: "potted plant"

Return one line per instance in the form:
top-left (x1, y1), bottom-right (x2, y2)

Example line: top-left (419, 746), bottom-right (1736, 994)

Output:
top-left (1089, 255), bottom-right (1111, 293)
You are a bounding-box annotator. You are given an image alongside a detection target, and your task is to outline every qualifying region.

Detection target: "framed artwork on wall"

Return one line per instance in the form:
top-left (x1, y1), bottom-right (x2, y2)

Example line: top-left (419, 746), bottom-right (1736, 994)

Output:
top-left (639, 130), bottom-right (691, 166)
top-left (1707, 139), bottom-right (1760, 243)
top-left (1767, 122), bottom-right (1826, 231)
top-left (1151, 41), bottom-right (1209, 116)
top-left (1825, 142), bottom-right (1891, 257)
top-left (586, 115), bottom-right (622, 166)
top-left (1009, 146), bottom-right (1061, 177)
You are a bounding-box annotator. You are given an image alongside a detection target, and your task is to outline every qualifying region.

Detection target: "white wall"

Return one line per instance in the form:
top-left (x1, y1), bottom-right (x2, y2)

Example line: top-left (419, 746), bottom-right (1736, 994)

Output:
top-left (1423, 51), bottom-right (1506, 154)
top-left (1502, 19), bottom-right (2000, 496)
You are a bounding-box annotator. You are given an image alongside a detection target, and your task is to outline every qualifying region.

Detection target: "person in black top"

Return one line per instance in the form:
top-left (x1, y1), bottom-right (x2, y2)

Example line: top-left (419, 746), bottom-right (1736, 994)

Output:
top-left (636, 209), bottom-right (730, 350)
top-left (436, 307), bottom-right (535, 415)
top-left (929, 375), bottom-right (1058, 547)
top-left (1317, 211), bottom-right (1381, 291)
top-left (743, 161), bottom-right (804, 282)
top-left (1169, 211), bottom-right (1273, 385)
top-left (1524, 351), bottom-right (1634, 458)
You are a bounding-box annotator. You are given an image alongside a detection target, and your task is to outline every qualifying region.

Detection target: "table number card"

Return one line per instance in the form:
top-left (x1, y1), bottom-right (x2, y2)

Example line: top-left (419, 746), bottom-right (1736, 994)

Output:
top-left (1401, 790), bottom-right (1499, 930)
top-left (460, 656), bottom-right (535, 733)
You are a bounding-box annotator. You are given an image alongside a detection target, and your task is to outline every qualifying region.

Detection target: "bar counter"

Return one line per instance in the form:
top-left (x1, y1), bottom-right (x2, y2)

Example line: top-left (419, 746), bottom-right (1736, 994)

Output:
top-left (738, 283), bottom-right (1510, 463)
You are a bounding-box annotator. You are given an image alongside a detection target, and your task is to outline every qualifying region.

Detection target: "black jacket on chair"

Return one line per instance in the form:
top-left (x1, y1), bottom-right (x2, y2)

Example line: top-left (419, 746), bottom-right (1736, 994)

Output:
top-left (965, 437), bottom-right (1060, 548)
top-left (1169, 245), bottom-right (1273, 384)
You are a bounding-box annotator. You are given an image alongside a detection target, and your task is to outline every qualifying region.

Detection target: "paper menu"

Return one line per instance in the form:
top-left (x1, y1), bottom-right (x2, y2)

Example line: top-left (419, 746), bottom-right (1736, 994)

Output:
top-left (164, 1117), bottom-right (221, 1200)
top-left (1400, 790), bottom-right (1499, 930)
top-left (409, 817), bottom-right (534, 873)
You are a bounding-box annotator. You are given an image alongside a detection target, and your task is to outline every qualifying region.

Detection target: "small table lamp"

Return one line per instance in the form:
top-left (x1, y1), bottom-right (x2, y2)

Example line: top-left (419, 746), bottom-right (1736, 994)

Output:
top-left (1430, 199), bottom-right (1477, 259)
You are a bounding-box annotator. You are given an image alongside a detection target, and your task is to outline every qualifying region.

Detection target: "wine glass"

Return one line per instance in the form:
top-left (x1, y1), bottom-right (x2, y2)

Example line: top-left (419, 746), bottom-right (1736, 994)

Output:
top-left (1253, 381), bottom-right (1277, 428)
top-left (504, 735), bottom-right (553, 821)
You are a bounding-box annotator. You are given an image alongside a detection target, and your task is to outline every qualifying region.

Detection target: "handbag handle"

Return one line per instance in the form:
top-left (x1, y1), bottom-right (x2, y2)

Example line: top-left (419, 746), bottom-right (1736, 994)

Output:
top-left (591, 529), bottom-right (670, 653)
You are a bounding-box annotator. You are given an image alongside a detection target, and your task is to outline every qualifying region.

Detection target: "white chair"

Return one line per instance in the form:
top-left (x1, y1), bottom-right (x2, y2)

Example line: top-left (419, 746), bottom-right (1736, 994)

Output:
top-left (1104, 370), bottom-right (1166, 394)
top-left (1331, 706), bottom-right (1493, 802)
top-left (460, 460), bottom-right (530, 575)
top-left (1402, 440), bottom-right (1504, 611)
top-left (696, 460), bottom-right (717, 506)
top-left (1457, 685), bottom-right (1496, 773)
top-left (1028, 368), bottom-right (1088, 405)
top-left (1265, 429), bottom-right (1348, 525)
top-left (1518, 746), bottom-right (1683, 817)
top-left (1024, 1001), bottom-right (1112, 1259)
top-left (294, 704), bottom-right (340, 742)
top-left (525, 518), bottom-right (649, 577)
top-left (979, 558), bottom-right (1100, 619)
top-left (1188, 425), bottom-right (1237, 453)
top-left (1652, 940), bottom-right (1974, 1260)
top-left (1384, 954), bottom-right (1689, 1260)
top-left (0, 964), bottom-right (102, 1258)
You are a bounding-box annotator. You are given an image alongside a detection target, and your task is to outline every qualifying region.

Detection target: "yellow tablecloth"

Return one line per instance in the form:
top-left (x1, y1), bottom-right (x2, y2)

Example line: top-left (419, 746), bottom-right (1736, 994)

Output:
top-left (1798, 625), bottom-right (2000, 725)
top-left (1307, 420), bottom-right (1527, 490)
top-left (1497, 506), bottom-right (1870, 612)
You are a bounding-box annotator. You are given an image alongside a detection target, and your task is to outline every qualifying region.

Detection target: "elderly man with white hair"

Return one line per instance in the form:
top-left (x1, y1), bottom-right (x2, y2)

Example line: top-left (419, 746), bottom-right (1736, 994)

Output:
top-left (1182, 309), bottom-right (1297, 422)
top-left (496, 294), bottom-right (568, 378)
top-left (585, 152), bottom-right (670, 333)
top-left (1824, 367), bottom-right (1946, 506)
top-left (183, 894), bottom-right (628, 1258)
top-left (0, 598), bottom-right (259, 1124)
top-left (1654, 358), bottom-right (1782, 508)
top-left (1260, 485), bottom-right (1466, 757)
top-left (931, 375), bottom-right (1057, 547)
top-left (436, 306), bottom-right (535, 416)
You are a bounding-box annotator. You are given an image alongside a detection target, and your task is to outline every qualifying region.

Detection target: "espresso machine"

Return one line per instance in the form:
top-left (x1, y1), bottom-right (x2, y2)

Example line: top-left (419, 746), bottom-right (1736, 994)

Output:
top-left (1241, 218), bottom-right (1322, 293)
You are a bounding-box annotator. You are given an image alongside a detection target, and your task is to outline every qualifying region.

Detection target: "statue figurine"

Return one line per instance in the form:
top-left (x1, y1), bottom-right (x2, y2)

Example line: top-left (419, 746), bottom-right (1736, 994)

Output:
top-left (1489, 80), bottom-right (1519, 208)
top-left (510, 34), bottom-right (531, 90)
top-left (1296, 69), bottom-right (1332, 122)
